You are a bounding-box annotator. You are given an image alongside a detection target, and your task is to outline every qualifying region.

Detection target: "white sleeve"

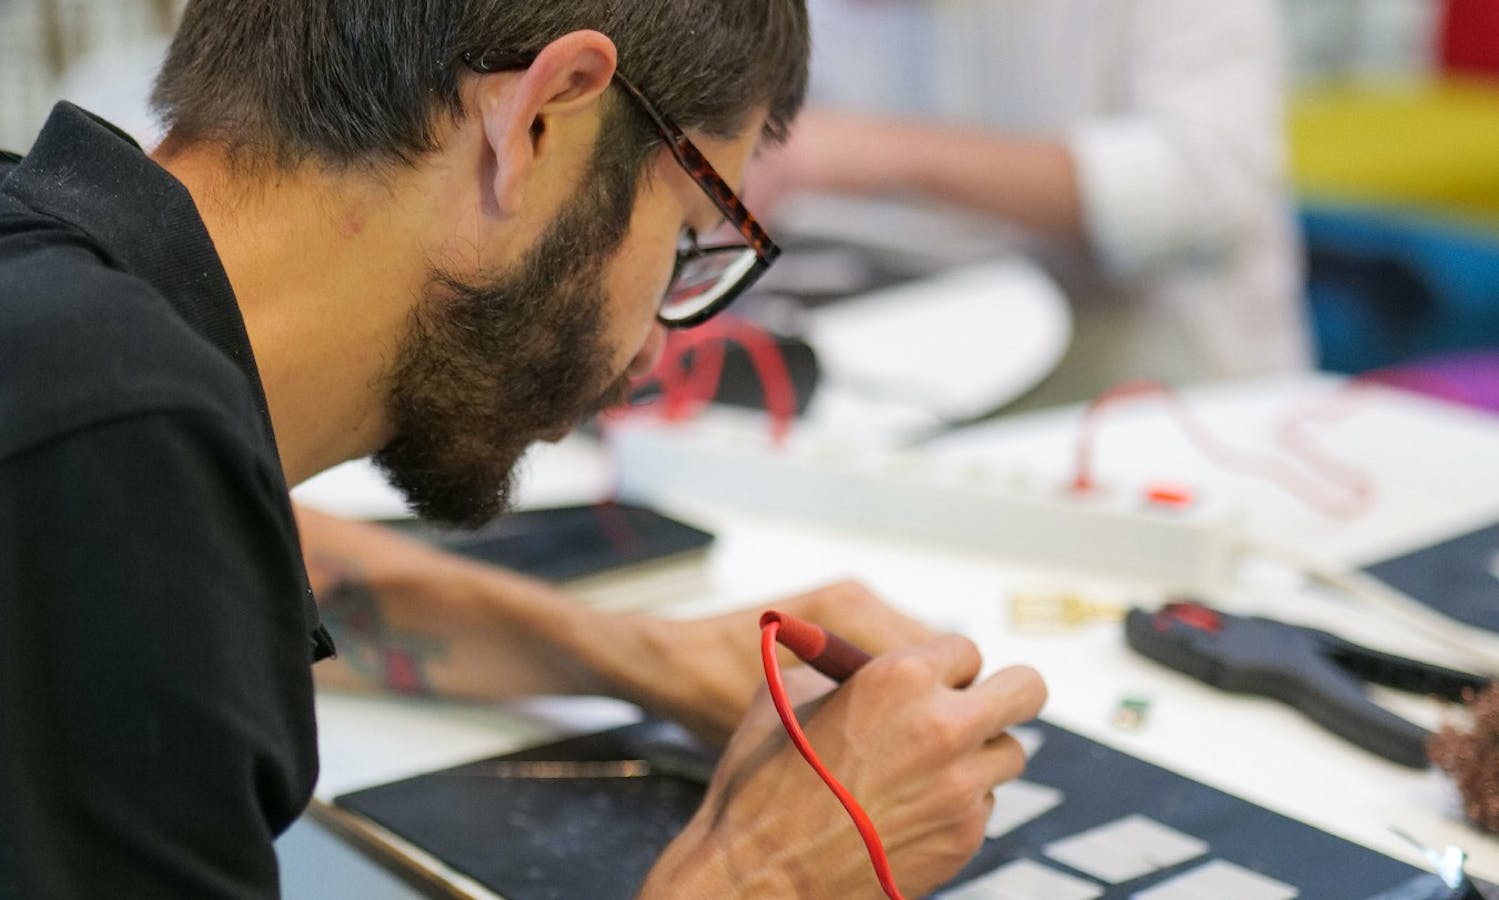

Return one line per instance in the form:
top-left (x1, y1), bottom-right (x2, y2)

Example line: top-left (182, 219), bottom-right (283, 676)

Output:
top-left (1068, 0), bottom-right (1290, 277)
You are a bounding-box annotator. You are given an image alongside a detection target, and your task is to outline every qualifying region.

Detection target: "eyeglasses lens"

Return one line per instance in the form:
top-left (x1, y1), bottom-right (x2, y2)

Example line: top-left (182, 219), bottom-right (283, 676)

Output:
top-left (659, 247), bottom-right (759, 323)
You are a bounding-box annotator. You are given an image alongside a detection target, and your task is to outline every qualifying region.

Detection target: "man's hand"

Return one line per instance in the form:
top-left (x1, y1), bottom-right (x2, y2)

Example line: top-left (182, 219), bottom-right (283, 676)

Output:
top-left (612, 581), bottom-right (935, 744)
top-left (640, 637), bottom-right (1047, 899)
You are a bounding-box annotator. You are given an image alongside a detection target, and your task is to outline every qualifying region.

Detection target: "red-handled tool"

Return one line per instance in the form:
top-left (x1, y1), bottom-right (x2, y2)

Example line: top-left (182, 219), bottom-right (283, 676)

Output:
top-left (760, 610), bottom-right (873, 682)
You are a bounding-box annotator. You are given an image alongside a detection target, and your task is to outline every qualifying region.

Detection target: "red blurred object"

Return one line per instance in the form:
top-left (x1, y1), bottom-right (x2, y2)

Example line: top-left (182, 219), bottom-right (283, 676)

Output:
top-left (1439, 0), bottom-right (1499, 77)
top-left (1144, 483), bottom-right (1195, 509)
top-left (1071, 379), bottom-right (1374, 519)
top-left (627, 315), bottom-right (797, 443)
top-left (1157, 601), bottom-right (1224, 634)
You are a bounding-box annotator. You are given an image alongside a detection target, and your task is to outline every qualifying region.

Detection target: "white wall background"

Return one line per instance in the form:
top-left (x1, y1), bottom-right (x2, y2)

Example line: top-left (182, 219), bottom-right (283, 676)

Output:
top-left (0, 0), bottom-right (181, 151)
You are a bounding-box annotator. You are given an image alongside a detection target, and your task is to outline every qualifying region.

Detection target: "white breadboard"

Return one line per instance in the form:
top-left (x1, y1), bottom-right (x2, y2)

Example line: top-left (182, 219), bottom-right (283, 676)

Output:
top-left (613, 419), bottom-right (1244, 588)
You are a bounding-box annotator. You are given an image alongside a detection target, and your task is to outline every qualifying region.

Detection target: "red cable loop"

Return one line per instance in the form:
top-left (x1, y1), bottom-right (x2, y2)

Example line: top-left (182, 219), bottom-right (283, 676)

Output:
top-left (596, 317), bottom-right (799, 502)
top-left (1072, 379), bottom-right (1375, 519)
top-left (682, 331), bottom-right (727, 417)
top-left (1273, 379), bottom-right (1380, 507)
top-left (618, 316), bottom-right (798, 443)
top-left (760, 620), bottom-right (905, 900)
top-left (712, 317), bottom-right (797, 443)
top-left (656, 324), bottom-right (727, 422)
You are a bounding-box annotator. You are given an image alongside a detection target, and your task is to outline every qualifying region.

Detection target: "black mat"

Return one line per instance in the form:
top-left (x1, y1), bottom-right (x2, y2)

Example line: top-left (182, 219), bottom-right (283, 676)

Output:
top-left (338, 718), bottom-right (1443, 899)
top-left (1364, 521), bottom-right (1499, 635)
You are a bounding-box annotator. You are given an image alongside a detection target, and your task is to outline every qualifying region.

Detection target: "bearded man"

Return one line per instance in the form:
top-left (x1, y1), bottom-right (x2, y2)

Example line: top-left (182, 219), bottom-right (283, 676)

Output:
top-left (0, 3), bottom-right (1044, 896)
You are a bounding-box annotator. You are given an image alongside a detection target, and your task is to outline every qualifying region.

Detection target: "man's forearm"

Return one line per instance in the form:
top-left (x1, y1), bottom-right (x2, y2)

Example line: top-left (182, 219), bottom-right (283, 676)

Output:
top-left (895, 125), bottom-right (1083, 241)
top-left (788, 112), bottom-right (1084, 242)
top-left (294, 504), bottom-right (648, 702)
top-left (294, 505), bottom-right (940, 743)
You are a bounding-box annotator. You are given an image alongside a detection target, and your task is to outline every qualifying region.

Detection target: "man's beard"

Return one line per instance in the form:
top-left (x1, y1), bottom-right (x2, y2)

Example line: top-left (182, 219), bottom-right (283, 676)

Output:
top-left (374, 148), bottom-right (642, 527)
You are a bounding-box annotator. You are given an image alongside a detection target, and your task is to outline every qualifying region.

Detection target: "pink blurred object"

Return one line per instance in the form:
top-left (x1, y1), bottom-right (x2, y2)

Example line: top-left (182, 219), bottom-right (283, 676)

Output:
top-left (1364, 351), bottom-right (1499, 414)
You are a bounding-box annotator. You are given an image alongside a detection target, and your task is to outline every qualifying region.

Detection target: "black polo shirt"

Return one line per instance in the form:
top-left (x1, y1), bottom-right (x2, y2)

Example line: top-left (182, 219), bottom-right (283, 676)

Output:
top-left (0, 103), bottom-right (335, 897)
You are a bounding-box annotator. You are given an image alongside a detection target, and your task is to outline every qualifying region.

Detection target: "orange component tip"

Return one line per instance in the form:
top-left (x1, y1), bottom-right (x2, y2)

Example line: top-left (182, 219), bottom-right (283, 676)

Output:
top-left (760, 610), bottom-right (828, 661)
top-left (1144, 483), bottom-right (1194, 508)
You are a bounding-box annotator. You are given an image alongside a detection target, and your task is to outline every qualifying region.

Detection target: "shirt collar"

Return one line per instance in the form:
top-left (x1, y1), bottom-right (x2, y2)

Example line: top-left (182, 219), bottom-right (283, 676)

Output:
top-left (4, 103), bottom-right (335, 662)
top-left (6, 102), bottom-right (279, 441)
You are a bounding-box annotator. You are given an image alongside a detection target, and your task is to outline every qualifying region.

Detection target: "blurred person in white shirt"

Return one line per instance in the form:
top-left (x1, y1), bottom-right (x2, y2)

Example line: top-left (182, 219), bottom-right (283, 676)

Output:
top-left (756, 0), bottom-right (1311, 407)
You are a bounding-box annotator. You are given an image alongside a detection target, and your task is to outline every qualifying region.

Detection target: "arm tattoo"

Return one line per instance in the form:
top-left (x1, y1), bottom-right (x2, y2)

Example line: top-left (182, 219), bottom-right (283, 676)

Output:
top-left (315, 564), bottom-right (447, 696)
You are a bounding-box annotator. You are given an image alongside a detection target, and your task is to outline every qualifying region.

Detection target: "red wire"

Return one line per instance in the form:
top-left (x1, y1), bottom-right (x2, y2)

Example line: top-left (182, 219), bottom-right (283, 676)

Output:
top-left (1072, 379), bottom-right (1374, 519)
top-left (714, 318), bottom-right (798, 443)
top-left (615, 316), bottom-right (798, 444)
top-left (655, 325), bottom-right (727, 422)
top-left (760, 620), bottom-right (905, 900)
top-left (1273, 379), bottom-right (1380, 509)
top-left (1276, 365), bottom-right (1496, 494)
top-left (596, 317), bottom-right (799, 502)
top-left (682, 331), bottom-right (727, 418)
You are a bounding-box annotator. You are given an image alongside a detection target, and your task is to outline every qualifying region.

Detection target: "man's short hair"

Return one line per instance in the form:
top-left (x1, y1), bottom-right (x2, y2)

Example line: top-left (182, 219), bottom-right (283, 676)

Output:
top-left (152, 1), bottom-right (809, 169)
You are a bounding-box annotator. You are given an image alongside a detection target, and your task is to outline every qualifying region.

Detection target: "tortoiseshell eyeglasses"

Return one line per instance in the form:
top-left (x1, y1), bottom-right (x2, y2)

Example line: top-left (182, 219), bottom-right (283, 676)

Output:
top-left (462, 50), bottom-right (781, 329)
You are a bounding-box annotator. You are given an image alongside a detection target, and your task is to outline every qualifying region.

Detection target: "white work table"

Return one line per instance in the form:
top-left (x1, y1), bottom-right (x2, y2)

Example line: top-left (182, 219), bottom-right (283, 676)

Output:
top-left (300, 375), bottom-right (1499, 895)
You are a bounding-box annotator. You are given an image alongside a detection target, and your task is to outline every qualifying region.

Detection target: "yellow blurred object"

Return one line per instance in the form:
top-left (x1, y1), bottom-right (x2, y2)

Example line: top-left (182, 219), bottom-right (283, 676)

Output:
top-left (1290, 77), bottom-right (1499, 225)
top-left (1008, 590), bottom-right (1127, 633)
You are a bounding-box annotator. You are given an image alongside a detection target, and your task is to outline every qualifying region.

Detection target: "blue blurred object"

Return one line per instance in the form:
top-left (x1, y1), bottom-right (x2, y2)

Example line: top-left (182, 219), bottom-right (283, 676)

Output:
top-left (1302, 202), bottom-right (1499, 375)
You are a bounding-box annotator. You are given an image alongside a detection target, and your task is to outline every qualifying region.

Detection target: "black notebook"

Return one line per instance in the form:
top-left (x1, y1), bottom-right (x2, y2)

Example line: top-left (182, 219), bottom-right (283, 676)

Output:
top-left (383, 503), bottom-right (714, 585)
top-left (336, 719), bottom-right (1444, 899)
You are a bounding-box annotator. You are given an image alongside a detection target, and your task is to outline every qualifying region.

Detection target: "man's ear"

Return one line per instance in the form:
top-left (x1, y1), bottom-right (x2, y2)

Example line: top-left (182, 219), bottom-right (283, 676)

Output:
top-left (475, 30), bottom-right (618, 217)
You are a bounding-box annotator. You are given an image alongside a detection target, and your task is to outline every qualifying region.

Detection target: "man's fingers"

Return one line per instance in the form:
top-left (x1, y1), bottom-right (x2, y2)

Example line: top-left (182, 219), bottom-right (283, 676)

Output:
top-left (976, 732), bottom-right (1030, 792)
top-left (939, 664), bottom-right (1047, 747)
top-left (920, 633), bottom-right (985, 689)
top-left (968, 665), bottom-right (1048, 737)
top-left (781, 580), bottom-right (938, 654)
